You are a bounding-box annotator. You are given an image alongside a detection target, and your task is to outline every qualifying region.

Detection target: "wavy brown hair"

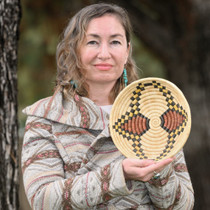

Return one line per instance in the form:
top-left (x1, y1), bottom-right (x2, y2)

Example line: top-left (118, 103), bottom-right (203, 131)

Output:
top-left (56, 3), bottom-right (139, 101)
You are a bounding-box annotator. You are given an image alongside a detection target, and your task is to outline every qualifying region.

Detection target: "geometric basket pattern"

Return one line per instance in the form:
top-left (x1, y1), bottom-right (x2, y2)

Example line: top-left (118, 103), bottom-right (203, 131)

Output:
top-left (110, 78), bottom-right (191, 161)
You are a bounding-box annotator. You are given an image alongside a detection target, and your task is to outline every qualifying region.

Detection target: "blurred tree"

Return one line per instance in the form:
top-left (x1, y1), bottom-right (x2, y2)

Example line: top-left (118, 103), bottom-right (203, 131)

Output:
top-left (0, 0), bottom-right (21, 209)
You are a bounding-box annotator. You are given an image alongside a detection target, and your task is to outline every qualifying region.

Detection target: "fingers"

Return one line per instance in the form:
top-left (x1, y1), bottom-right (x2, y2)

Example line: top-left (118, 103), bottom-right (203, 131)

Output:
top-left (148, 158), bottom-right (173, 172)
top-left (134, 159), bottom-right (155, 167)
top-left (142, 158), bottom-right (173, 181)
top-left (122, 159), bottom-right (155, 180)
top-left (123, 158), bottom-right (155, 168)
top-left (122, 157), bottom-right (174, 182)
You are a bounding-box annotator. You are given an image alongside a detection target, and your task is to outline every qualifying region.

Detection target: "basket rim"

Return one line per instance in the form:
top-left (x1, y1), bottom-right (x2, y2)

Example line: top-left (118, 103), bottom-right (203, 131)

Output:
top-left (110, 77), bottom-right (191, 161)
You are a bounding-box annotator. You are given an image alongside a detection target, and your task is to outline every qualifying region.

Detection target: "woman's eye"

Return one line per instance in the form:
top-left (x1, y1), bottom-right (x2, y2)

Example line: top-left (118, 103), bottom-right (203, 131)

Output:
top-left (87, 40), bottom-right (98, 45)
top-left (111, 40), bottom-right (121, 45)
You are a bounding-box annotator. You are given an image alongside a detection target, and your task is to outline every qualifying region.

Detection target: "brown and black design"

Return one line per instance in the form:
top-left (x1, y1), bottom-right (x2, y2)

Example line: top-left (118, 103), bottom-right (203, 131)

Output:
top-left (110, 78), bottom-right (191, 161)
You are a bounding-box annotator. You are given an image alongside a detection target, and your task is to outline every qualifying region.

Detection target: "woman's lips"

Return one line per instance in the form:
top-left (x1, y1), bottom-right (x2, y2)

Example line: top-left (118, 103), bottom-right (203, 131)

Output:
top-left (94, 64), bottom-right (113, 70)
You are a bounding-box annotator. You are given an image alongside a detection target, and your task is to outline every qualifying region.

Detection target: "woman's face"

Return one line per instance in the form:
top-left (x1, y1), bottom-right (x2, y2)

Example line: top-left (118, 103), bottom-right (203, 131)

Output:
top-left (79, 15), bottom-right (129, 87)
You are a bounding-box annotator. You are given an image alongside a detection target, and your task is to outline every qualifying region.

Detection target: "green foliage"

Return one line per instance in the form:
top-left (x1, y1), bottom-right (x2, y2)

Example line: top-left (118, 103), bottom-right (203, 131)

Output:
top-left (18, 0), bottom-right (59, 129)
top-left (132, 35), bottom-right (167, 78)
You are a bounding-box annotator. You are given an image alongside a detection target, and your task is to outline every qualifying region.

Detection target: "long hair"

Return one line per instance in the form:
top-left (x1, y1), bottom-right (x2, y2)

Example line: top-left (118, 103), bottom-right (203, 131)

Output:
top-left (56, 3), bottom-right (139, 101)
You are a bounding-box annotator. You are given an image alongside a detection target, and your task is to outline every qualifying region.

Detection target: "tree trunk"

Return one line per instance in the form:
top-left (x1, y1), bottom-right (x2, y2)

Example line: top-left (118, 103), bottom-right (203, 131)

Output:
top-left (0, 0), bottom-right (21, 209)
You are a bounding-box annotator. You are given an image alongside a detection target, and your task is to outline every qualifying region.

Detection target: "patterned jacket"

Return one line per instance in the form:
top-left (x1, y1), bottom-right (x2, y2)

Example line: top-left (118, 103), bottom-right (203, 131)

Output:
top-left (22, 91), bottom-right (194, 210)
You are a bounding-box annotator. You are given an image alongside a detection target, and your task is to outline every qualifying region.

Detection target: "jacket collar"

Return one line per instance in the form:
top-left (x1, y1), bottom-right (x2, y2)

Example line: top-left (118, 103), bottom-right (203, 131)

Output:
top-left (22, 90), bottom-right (110, 130)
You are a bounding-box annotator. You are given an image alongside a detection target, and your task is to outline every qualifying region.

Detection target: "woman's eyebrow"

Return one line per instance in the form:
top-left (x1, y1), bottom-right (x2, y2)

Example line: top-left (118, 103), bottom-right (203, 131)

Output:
top-left (87, 33), bottom-right (124, 38)
top-left (110, 34), bottom-right (124, 38)
top-left (86, 34), bottom-right (100, 38)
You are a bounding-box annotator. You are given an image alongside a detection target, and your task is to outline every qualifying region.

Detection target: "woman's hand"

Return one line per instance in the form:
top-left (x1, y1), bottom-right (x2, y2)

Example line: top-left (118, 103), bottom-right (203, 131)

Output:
top-left (122, 158), bottom-right (174, 182)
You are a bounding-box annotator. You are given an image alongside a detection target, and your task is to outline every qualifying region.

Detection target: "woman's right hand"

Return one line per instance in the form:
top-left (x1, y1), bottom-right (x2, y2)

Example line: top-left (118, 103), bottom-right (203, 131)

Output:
top-left (122, 157), bottom-right (174, 182)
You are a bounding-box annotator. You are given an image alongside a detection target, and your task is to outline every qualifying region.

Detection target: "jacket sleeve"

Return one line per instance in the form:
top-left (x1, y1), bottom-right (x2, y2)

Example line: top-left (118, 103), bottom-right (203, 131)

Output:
top-left (145, 150), bottom-right (194, 210)
top-left (21, 116), bottom-right (133, 210)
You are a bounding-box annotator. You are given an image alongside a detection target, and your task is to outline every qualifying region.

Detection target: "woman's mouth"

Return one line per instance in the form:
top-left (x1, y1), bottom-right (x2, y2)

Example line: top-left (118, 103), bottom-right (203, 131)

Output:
top-left (94, 63), bottom-right (113, 71)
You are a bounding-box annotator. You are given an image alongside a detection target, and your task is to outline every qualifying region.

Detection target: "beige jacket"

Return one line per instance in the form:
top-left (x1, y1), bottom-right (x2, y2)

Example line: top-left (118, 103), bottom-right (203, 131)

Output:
top-left (22, 91), bottom-right (194, 209)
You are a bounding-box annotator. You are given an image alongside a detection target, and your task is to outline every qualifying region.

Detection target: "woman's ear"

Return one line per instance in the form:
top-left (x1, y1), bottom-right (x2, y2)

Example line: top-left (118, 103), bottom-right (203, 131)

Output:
top-left (125, 42), bottom-right (130, 64)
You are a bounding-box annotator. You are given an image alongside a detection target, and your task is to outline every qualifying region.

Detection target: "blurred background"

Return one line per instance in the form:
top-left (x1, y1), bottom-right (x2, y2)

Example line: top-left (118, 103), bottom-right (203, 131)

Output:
top-left (18, 0), bottom-right (210, 209)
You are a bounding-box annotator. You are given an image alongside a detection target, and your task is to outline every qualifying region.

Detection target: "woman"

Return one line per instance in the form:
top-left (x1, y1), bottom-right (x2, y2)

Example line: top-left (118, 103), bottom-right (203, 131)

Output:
top-left (22, 3), bottom-right (194, 209)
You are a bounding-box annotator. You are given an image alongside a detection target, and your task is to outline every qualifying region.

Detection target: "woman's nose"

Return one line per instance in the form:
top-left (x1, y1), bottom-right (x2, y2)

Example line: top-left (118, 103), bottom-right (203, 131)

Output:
top-left (97, 43), bottom-right (111, 60)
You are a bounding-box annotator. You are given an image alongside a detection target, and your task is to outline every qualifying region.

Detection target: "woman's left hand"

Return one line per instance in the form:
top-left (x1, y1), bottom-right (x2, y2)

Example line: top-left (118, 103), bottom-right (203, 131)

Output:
top-left (122, 157), bottom-right (174, 182)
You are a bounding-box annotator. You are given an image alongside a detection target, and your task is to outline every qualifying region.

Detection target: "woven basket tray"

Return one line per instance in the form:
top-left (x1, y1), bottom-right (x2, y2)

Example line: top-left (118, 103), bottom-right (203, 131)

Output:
top-left (110, 77), bottom-right (191, 161)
